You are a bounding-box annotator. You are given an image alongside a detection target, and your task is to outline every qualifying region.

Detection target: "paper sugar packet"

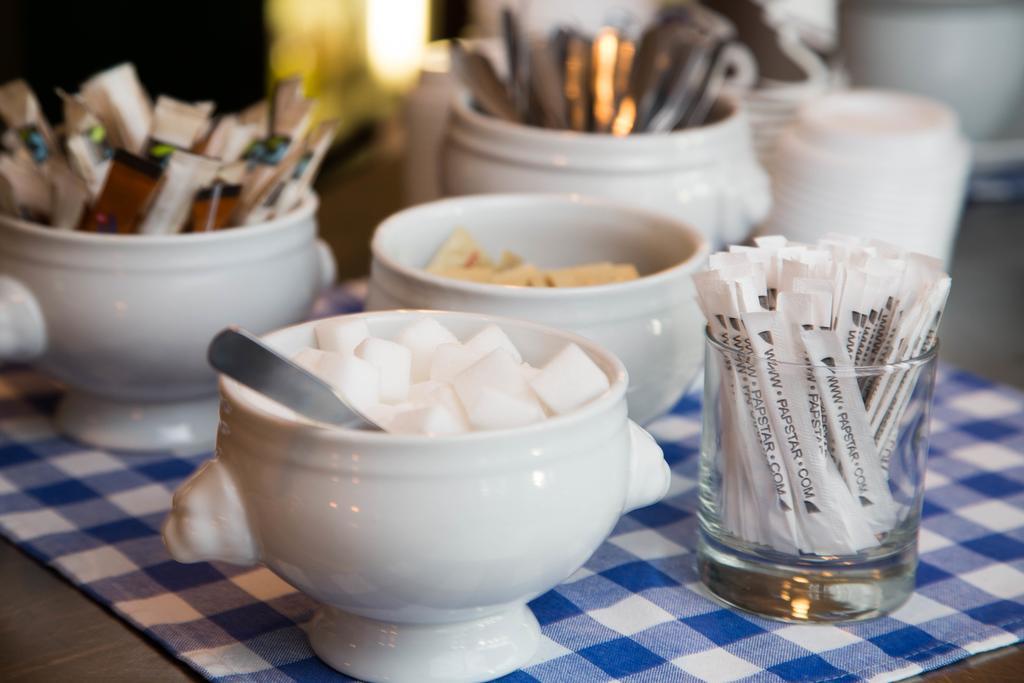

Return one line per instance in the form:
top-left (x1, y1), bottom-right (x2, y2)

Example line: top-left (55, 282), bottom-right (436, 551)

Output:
top-left (0, 64), bottom-right (335, 233)
top-left (693, 235), bottom-right (950, 555)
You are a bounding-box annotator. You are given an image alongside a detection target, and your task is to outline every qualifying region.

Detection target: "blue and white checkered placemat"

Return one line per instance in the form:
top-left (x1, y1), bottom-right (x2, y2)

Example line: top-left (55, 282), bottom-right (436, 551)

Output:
top-left (1, 283), bottom-right (1023, 682)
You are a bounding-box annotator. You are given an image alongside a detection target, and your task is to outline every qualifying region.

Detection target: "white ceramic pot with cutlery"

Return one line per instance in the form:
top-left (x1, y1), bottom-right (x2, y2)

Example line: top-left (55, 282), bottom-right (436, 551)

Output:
top-left (442, 94), bottom-right (769, 247)
top-left (365, 194), bottom-right (710, 425)
top-left (163, 310), bottom-right (671, 683)
top-left (0, 195), bottom-right (336, 451)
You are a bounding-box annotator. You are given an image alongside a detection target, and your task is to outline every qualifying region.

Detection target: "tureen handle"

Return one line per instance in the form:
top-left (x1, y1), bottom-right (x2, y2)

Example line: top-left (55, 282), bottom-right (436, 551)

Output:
top-left (162, 458), bottom-right (258, 566)
top-left (623, 420), bottom-right (671, 513)
top-left (0, 275), bottom-right (47, 362)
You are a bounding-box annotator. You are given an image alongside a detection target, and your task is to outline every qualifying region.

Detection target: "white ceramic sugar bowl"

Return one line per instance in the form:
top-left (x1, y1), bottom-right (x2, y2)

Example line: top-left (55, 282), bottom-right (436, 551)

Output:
top-left (163, 310), bottom-right (670, 683)
top-left (0, 195), bottom-right (335, 451)
top-left (442, 94), bottom-right (770, 247)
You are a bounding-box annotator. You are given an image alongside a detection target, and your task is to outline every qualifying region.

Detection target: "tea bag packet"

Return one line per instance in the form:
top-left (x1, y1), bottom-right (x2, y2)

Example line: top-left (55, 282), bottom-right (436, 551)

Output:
top-left (138, 151), bottom-right (219, 235)
top-left (79, 149), bottom-right (163, 233)
top-left (189, 161), bottom-right (245, 232)
top-left (58, 89), bottom-right (113, 197)
top-left (80, 63), bottom-right (153, 154)
top-left (235, 86), bottom-right (311, 220)
top-left (48, 162), bottom-right (89, 229)
top-left (0, 79), bottom-right (61, 166)
top-left (271, 119), bottom-right (337, 216)
top-left (146, 96), bottom-right (215, 166)
top-left (0, 155), bottom-right (51, 222)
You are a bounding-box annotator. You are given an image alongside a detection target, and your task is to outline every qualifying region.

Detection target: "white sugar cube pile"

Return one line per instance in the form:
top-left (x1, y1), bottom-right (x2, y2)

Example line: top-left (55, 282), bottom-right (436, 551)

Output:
top-left (291, 318), bottom-right (611, 435)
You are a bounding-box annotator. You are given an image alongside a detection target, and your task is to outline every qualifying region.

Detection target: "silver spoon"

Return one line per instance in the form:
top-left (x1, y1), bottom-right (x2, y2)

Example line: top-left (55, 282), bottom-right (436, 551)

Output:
top-left (208, 326), bottom-right (380, 430)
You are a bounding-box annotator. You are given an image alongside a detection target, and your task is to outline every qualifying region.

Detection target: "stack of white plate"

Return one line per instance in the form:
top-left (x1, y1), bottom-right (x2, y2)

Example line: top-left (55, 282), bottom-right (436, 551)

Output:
top-left (763, 90), bottom-right (971, 265)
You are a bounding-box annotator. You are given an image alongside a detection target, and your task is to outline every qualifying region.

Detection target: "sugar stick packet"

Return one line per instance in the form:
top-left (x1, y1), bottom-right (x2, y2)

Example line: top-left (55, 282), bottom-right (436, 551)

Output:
top-left (0, 79), bottom-right (61, 166)
top-left (693, 235), bottom-right (950, 555)
top-left (80, 63), bottom-right (153, 154)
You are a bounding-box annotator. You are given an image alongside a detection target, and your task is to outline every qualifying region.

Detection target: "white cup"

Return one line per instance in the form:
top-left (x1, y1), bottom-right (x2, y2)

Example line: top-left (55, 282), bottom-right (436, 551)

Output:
top-left (163, 309), bottom-right (670, 683)
top-left (0, 195), bottom-right (336, 451)
top-left (365, 193), bottom-right (710, 424)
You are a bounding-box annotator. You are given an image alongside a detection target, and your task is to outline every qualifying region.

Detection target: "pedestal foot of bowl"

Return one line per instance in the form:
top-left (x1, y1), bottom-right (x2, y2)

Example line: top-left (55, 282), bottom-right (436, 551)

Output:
top-left (308, 603), bottom-right (541, 683)
top-left (55, 390), bottom-right (219, 452)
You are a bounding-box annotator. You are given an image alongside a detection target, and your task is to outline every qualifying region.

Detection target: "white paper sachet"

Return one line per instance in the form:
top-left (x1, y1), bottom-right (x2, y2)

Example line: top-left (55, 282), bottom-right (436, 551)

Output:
top-left (697, 276), bottom-right (803, 552)
top-left (80, 63), bottom-right (153, 154)
top-left (137, 151), bottom-right (220, 234)
top-left (743, 312), bottom-right (878, 554)
top-left (800, 328), bottom-right (898, 534)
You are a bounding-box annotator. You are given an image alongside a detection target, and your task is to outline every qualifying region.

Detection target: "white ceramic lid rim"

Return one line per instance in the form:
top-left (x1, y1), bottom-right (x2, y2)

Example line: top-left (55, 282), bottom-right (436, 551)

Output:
top-left (370, 193), bottom-right (710, 302)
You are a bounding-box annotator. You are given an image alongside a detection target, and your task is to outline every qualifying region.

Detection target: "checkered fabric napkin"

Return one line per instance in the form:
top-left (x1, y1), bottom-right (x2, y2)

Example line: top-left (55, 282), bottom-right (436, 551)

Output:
top-left (2, 284), bottom-right (1023, 683)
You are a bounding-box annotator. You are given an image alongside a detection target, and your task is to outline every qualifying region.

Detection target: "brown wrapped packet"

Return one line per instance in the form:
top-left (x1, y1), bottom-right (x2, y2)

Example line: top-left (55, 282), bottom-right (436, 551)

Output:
top-left (79, 149), bottom-right (163, 233)
top-left (0, 79), bottom-right (61, 166)
top-left (189, 161), bottom-right (245, 231)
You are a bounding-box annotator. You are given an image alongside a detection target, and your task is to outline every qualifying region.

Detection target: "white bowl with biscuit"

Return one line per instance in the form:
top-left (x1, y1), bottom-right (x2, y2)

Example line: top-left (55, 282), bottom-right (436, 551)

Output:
top-left (365, 194), bottom-right (710, 424)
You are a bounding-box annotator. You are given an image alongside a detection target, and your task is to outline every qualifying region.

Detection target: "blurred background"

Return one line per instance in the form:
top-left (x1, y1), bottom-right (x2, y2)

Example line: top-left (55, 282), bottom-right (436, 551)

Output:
top-left (0, 0), bottom-right (1020, 383)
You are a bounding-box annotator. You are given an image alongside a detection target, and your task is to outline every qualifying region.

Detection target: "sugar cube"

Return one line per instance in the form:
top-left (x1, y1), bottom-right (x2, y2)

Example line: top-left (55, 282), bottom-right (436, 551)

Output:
top-left (464, 324), bottom-right (523, 363)
top-left (453, 349), bottom-right (531, 410)
top-left (389, 404), bottom-right (467, 435)
top-left (314, 319), bottom-right (370, 355)
top-left (429, 343), bottom-right (481, 382)
top-left (520, 363), bottom-right (541, 382)
top-left (355, 337), bottom-right (412, 403)
top-left (292, 347), bottom-right (330, 371)
top-left (462, 386), bottom-right (545, 430)
top-left (317, 353), bottom-right (381, 410)
top-left (529, 343), bottom-right (610, 414)
top-left (396, 319), bottom-right (459, 381)
top-left (364, 402), bottom-right (401, 428)
top-left (408, 380), bottom-right (469, 426)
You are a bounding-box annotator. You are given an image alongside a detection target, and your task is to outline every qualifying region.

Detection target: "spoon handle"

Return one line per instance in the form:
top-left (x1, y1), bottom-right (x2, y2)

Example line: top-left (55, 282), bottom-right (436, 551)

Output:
top-left (208, 327), bottom-right (371, 428)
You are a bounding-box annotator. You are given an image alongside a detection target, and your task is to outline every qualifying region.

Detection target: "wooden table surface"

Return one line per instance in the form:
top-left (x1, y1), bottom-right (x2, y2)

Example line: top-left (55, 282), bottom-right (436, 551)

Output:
top-left (1, 140), bottom-right (1022, 681)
